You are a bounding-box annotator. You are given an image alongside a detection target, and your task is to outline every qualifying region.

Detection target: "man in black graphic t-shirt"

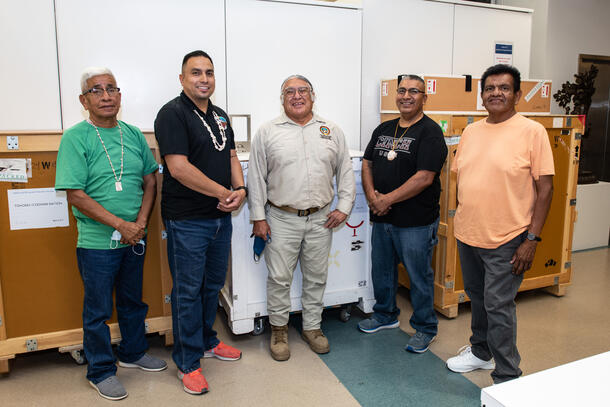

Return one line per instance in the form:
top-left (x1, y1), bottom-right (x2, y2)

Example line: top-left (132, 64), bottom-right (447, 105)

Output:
top-left (358, 74), bottom-right (447, 354)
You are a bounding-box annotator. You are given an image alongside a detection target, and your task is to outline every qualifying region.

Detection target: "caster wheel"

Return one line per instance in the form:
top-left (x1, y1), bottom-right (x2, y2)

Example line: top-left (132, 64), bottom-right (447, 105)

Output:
top-left (252, 317), bottom-right (265, 336)
top-left (339, 308), bottom-right (351, 322)
top-left (70, 349), bottom-right (87, 365)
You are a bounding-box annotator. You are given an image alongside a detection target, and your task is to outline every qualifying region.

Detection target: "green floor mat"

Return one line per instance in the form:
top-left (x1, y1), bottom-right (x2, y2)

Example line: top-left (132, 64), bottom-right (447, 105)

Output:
top-left (313, 309), bottom-right (481, 407)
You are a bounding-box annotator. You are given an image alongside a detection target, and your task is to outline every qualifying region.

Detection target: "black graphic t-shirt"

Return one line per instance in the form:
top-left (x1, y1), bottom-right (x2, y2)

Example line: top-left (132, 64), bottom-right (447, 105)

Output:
top-left (363, 115), bottom-right (448, 227)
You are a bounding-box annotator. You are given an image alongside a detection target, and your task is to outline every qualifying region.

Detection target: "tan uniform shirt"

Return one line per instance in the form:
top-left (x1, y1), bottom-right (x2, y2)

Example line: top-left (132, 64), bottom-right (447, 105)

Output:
top-left (248, 112), bottom-right (356, 221)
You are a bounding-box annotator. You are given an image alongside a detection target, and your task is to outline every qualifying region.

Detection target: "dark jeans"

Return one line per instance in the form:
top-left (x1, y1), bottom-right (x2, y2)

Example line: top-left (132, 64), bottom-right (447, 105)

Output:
top-left (76, 245), bottom-right (149, 384)
top-left (457, 232), bottom-right (526, 383)
top-left (370, 218), bottom-right (439, 336)
top-left (165, 216), bottom-right (232, 374)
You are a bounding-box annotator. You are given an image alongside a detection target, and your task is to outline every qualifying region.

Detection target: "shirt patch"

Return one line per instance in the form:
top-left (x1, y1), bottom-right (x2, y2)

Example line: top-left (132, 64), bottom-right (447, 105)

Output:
top-left (319, 126), bottom-right (331, 139)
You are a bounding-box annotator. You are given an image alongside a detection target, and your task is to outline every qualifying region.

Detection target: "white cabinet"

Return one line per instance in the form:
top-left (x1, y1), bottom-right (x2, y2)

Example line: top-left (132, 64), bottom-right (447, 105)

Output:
top-left (0, 0), bottom-right (61, 130)
top-left (54, 0), bottom-right (227, 130)
top-left (225, 0), bottom-right (362, 149)
top-left (220, 156), bottom-right (375, 335)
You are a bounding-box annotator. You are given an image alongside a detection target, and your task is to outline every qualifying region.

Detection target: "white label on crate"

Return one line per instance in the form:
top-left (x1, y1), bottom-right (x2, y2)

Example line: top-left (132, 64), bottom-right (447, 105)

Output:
top-left (476, 81), bottom-right (485, 110)
top-left (7, 188), bottom-right (69, 230)
top-left (382, 82), bottom-right (388, 97)
top-left (541, 84), bottom-right (550, 98)
top-left (524, 81), bottom-right (545, 102)
top-left (553, 117), bottom-right (564, 128)
top-left (426, 79), bottom-right (436, 95)
top-left (445, 136), bottom-right (461, 145)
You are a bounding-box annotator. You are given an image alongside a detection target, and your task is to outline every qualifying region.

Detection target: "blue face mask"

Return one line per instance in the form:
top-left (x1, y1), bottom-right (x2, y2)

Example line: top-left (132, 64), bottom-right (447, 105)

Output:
top-left (253, 234), bottom-right (271, 263)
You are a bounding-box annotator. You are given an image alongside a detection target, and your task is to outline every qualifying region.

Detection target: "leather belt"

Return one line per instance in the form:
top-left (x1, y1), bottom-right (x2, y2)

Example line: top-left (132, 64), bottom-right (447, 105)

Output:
top-left (269, 201), bottom-right (321, 217)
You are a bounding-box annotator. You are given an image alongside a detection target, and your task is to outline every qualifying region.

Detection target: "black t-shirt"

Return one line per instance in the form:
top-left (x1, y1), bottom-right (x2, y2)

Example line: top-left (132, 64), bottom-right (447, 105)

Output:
top-left (363, 115), bottom-right (448, 227)
top-left (154, 92), bottom-right (236, 220)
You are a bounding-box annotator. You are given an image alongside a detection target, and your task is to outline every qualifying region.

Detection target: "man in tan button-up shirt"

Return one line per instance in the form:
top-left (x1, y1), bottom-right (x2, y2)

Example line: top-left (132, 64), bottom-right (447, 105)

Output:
top-left (248, 74), bottom-right (355, 361)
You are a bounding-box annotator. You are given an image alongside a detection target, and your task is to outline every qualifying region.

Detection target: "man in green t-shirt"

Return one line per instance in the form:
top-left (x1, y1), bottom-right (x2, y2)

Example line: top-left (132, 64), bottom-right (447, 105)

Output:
top-left (55, 67), bottom-right (166, 401)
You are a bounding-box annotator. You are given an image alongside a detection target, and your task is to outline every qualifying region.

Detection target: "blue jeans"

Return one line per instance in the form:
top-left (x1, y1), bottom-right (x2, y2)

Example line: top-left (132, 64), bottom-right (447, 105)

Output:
top-left (76, 245), bottom-right (149, 384)
top-left (165, 216), bottom-right (232, 373)
top-left (370, 218), bottom-right (439, 335)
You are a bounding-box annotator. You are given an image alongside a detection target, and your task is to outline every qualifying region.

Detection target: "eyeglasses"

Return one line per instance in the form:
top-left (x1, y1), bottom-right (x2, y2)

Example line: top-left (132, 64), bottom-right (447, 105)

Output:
top-left (83, 86), bottom-right (121, 97)
top-left (283, 87), bottom-right (311, 98)
top-left (397, 87), bottom-right (425, 96)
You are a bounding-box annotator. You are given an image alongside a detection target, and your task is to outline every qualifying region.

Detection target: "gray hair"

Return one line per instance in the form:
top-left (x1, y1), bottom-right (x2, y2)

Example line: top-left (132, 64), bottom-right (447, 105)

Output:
top-left (280, 74), bottom-right (314, 93)
top-left (280, 74), bottom-right (315, 104)
top-left (80, 67), bottom-right (115, 93)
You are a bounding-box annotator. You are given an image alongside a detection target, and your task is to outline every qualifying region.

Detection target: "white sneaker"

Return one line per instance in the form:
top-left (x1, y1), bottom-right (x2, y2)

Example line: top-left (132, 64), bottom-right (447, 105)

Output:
top-left (446, 345), bottom-right (495, 373)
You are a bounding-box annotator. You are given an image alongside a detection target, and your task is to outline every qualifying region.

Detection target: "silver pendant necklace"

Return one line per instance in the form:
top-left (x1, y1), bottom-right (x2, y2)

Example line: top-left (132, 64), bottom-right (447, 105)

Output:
top-left (89, 120), bottom-right (124, 191)
top-left (388, 122), bottom-right (410, 161)
top-left (193, 109), bottom-right (227, 151)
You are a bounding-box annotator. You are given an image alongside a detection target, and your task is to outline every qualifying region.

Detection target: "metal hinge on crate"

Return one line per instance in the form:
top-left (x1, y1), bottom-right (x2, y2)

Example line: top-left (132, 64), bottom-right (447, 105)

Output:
top-left (448, 210), bottom-right (456, 218)
top-left (458, 293), bottom-right (466, 303)
top-left (570, 199), bottom-right (577, 206)
top-left (575, 132), bottom-right (582, 140)
top-left (26, 338), bottom-right (38, 352)
top-left (0, 316), bottom-right (2, 327)
top-left (566, 117), bottom-right (572, 127)
top-left (164, 294), bottom-right (171, 304)
top-left (564, 262), bottom-right (571, 269)
top-left (445, 281), bottom-right (454, 289)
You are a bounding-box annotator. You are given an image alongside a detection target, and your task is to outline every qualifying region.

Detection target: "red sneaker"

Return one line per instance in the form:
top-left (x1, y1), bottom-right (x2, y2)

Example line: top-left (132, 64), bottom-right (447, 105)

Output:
top-left (203, 341), bottom-right (242, 361)
top-left (177, 368), bottom-right (208, 395)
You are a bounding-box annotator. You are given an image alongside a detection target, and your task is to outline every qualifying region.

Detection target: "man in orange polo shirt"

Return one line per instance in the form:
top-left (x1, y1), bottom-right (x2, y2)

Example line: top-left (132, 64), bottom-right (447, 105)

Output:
top-left (446, 64), bottom-right (554, 384)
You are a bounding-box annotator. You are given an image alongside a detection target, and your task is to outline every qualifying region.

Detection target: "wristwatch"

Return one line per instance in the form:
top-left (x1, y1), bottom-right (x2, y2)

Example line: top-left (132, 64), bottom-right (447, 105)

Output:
top-left (526, 232), bottom-right (542, 242)
top-left (234, 185), bottom-right (248, 197)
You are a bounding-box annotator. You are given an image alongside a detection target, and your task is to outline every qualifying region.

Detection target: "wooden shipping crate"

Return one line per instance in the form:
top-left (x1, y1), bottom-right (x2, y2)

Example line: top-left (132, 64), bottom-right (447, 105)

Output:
top-left (381, 76), bottom-right (552, 114)
top-left (376, 115), bottom-right (582, 318)
top-left (0, 132), bottom-right (172, 373)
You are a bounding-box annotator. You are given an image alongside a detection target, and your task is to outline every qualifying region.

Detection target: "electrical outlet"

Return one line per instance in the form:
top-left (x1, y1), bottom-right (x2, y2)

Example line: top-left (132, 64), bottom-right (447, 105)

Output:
top-left (7, 136), bottom-right (19, 150)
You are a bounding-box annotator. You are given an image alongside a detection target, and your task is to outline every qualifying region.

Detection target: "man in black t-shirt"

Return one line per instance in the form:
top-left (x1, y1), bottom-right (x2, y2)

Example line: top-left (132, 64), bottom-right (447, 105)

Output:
top-left (154, 50), bottom-right (246, 395)
top-left (358, 75), bottom-right (447, 354)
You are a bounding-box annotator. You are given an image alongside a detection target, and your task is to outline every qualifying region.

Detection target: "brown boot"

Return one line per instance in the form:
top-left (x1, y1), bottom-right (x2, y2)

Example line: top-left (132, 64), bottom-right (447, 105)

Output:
top-left (270, 325), bottom-right (290, 361)
top-left (301, 329), bottom-right (330, 354)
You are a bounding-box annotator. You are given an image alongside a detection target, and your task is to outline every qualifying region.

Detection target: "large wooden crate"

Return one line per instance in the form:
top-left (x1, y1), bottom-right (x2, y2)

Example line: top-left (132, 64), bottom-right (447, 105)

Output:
top-left (378, 115), bottom-right (582, 318)
top-left (0, 132), bottom-right (172, 374)
top-left (381, 76), bottom-right (552, 114)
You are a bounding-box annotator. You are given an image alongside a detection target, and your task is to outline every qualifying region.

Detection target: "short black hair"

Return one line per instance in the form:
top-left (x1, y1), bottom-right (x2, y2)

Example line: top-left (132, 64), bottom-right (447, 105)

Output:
top-left (397, 74), bottom-right (425, 88)
top-left (182, 50), bottom-right (213, 70)
top-left (480, 64), bottom-right (521, 93)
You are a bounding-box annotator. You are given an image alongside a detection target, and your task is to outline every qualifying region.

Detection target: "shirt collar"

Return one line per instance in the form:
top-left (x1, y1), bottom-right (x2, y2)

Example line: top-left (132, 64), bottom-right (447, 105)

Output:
top-left (273, 112), bottom-right (326, 126)
top-left (180, 91), bottom-right (215, 117)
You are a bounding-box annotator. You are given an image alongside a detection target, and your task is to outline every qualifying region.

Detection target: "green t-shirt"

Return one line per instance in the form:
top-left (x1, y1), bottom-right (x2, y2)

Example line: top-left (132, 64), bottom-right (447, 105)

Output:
top-left (55, 120), bottom-right (158, 249)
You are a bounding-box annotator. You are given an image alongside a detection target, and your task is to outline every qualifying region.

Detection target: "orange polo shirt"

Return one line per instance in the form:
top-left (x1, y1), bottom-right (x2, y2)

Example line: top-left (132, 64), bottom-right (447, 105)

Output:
top-left (452, 113), bottom-right (554, 249)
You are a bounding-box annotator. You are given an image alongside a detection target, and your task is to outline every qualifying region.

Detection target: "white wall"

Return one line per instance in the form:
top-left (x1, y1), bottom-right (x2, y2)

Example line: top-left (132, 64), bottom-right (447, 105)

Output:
top-left (502, 0), bottom-right (610, 113)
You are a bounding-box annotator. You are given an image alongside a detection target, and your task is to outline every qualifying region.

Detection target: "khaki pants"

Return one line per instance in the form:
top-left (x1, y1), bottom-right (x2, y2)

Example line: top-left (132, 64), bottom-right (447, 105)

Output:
top-left (264, 205), bottom-right (332, 330)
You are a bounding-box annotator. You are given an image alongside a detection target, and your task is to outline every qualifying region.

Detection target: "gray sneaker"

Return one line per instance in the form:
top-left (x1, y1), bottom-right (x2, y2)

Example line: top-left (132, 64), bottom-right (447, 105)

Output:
top-left (89, 375), bottom-right (127, 401)
top-left (405, 331), bottom-right (436, 353)
top-left (118, 353), bottom-right (168, 372)
top-left (358, 317), bottom-right (400, 333)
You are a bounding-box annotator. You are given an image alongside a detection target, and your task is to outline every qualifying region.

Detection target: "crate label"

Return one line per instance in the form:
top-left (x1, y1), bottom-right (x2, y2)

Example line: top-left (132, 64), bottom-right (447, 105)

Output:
top-left (426, 79), bottom-right (436, 95)
top-left (541, 84), bottom-right (550, 98)
top-left (553, 117), bottom-right (563, 128)
top-left (439, 120), bottom-right (448, 135)
top-left (382, 82), bottom-right (388, 97)
top-left (524, 81), bottom-right (545, 102)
